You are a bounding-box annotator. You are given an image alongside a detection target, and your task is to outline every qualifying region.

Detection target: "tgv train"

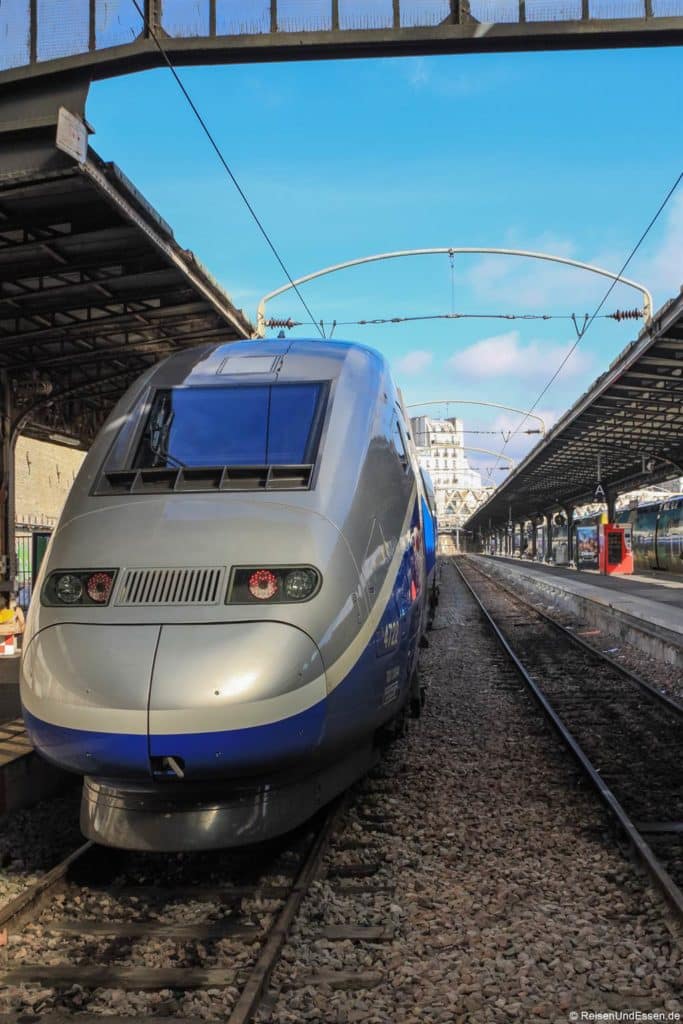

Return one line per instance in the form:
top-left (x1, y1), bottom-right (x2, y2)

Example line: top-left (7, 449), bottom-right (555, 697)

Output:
top-left (515, 496), bottom-right (683, 573)
top-left (616, 498), bottom-right (683, 573)
top-left (21, 339), bottom-right (438, 851)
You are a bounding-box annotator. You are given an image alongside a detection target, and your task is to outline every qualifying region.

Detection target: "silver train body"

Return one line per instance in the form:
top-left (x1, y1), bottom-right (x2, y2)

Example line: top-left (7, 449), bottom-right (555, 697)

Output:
top-left (20, 339), bottom-right (438, 851)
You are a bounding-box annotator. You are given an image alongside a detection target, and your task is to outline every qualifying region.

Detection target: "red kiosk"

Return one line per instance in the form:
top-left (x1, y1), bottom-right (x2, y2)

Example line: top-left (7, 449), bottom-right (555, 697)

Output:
top-left (598, 523), bottom-right (634, 575)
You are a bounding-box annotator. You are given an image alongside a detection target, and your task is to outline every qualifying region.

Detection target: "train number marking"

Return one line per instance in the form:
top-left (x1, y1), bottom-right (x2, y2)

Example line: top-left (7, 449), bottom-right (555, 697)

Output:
top-left (382, 621), bottom-right (399, 648)
top-left (383, 680), bottom-right (400, 705)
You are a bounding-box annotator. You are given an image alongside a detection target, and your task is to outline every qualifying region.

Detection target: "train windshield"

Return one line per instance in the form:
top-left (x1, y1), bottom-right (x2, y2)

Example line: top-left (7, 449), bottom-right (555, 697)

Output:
top-left (133, 383), bottom-right (327, 469)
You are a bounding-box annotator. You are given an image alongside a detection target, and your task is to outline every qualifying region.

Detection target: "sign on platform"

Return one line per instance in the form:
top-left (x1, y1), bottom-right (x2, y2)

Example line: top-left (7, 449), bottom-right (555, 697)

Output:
top-left (56, 107), bottom-right (88, 164)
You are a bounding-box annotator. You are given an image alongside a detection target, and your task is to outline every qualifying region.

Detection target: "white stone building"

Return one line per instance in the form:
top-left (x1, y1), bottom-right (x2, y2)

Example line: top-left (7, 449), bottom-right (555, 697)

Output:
top-left (410, 415), bottom-right (491, 532)
top-left (411, 416), bottom-right (482, 491)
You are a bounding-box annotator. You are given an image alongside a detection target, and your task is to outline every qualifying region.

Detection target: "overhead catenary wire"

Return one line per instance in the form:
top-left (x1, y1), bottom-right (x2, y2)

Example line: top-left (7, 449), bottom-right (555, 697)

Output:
top-left (265, 309), bottom-right (641, 329)
top-left (487, 169), bottom-right (683, 481)
top-left (129, 0), bottom-right (324, 339)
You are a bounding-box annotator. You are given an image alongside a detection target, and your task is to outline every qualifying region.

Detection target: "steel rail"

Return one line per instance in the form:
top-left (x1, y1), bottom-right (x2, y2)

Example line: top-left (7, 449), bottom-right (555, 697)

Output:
top-left (0, 840), bottom-right (93, 940)
top-left (227, 796), bottom-right (345, 1024)
top-left (466, 555), bottom-right (683, 717)
top-left (0, 800), bottom-right (343, 1016)
top-left (452, 556), bottom-right (683, 922)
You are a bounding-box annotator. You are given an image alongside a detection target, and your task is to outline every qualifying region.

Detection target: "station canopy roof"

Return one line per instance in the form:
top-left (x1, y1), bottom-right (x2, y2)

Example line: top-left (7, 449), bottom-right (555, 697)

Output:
top-left (1, 148), bottom-right (253, 448)
top-left (466, 289), bottom-right (683, 531)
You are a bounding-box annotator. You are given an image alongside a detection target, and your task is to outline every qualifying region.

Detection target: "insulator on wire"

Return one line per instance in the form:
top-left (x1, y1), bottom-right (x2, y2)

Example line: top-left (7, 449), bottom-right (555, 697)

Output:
top-left (265, 318), bottom-right (300, 329)
top-left (608, 308), bottom-right (642, 321)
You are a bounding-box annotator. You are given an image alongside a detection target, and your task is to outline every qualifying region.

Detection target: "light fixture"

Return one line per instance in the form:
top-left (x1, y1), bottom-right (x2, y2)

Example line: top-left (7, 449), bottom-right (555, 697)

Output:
top-left (48, 433), bottom-right (81, 448)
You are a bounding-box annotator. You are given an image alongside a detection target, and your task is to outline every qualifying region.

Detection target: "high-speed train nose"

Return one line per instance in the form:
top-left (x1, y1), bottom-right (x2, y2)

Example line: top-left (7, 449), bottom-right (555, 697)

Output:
top-left (147, 622), bottom-right (327, 778)
top-left (20, 623), bottom-right (158, 776)
top-left (21, 621), bottom-right (327, 780)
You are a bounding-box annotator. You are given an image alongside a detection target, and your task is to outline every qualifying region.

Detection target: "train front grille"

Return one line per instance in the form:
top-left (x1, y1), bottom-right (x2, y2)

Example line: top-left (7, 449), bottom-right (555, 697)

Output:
top-left (115, 567), bottom-right (225, 606)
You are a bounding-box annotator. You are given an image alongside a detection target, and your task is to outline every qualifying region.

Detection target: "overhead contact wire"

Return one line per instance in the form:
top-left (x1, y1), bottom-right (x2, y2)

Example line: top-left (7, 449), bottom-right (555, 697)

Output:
top-left (130, 0), bottom-right (324, 339)
top-left (489, 169), bottom-right (683, 479)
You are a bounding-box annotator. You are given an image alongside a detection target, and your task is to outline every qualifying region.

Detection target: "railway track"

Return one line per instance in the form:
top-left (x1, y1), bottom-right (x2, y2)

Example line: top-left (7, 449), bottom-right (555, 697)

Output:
top-left (454, 554), bottom-right (683, 922)
top-left (0, 790), bottom-right (399, 1021)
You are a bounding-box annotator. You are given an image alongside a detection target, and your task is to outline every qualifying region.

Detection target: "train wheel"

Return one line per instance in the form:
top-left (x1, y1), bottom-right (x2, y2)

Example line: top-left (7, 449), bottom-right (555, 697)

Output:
top-left (376, 707), bottom-right (408, 748)
top-left (410, 669), bottom-right (423, 718)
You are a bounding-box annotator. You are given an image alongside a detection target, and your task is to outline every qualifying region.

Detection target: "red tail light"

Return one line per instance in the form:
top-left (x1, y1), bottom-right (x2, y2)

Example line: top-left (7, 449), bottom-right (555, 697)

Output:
top-left (248, 569), bottom-right (279, 600)
top-left (86, 571), bottom-right (115, 604)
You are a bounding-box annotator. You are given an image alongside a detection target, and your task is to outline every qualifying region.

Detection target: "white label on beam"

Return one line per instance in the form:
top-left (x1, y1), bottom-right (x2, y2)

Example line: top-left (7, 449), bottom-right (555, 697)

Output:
top-left (56, 107), bottom-right (88, 164)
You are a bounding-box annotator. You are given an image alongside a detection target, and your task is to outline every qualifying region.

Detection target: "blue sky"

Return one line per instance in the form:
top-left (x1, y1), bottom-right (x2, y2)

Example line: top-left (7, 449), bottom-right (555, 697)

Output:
top-left (87, 46), bottom-right (683, 482)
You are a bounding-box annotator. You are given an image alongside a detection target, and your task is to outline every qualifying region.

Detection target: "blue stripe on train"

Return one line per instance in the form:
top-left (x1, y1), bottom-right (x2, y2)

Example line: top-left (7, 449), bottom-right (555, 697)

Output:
top-left (22, 708), bottom-right (150, 778)
top-left (421, 495), bottom-right (436, 576)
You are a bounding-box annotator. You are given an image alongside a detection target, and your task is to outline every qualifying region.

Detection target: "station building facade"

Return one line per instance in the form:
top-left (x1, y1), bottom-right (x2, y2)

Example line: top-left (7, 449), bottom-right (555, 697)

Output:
top-left (410, 415), bottom-right (492, 533)
top-left (14, 438), bottom-right (85, 605)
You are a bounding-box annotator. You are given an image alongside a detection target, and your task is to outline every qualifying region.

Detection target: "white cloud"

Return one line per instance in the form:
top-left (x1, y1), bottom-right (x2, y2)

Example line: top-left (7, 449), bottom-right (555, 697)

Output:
top-left (447, 330), bottom-right (591, 381)
top-left (641, 191), bottom-right (683, 299)
top-left (468, 407), bottom-right (561, 483)
top-left (408, 58), bottom-right (430, 88)
top-left (405, 59), bottom-right (517, 98)
top-left (395, 349), bottom-right (433, 374)
top-left (457, 235), bottom-right (642, 312)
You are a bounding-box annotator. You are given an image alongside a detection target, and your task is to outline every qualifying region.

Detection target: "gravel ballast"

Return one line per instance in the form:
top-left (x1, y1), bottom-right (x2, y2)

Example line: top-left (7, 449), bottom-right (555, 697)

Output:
top-left (258, 559), bottom-right (682, 1023)
top-left (474, 555), bottom-right (683, 704)
top-left (0, 559), bottom-right (680, 1021)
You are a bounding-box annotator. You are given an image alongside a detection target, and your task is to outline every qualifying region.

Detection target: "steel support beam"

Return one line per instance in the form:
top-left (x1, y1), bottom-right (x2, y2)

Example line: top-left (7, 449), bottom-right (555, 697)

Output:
top-left (0, 75), bottom-right (91, 178)
top-left (0, 373), bottom-right (15, 592)
top-left (565, 506), bottom-right (574, 565)
top-left (2, 17), bottom-right (683, 90)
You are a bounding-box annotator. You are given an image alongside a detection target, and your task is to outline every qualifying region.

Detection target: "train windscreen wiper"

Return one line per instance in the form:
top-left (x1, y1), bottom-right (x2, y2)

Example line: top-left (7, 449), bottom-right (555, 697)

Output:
top-left (149, 408), bottom-right (186, 468)
top-left (153, 446), bottom-right (186, 469)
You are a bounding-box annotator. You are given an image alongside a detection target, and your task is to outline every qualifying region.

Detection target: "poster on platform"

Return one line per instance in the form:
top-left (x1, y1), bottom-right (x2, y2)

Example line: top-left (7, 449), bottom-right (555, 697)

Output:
top-left (576, 526), bottom-right (599, 569)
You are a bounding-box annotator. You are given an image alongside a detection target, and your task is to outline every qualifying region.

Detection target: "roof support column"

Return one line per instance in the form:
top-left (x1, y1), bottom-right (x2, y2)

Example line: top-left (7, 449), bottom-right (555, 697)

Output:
top-left (530, 520), bottom-right (538, 560)
top-left (606, 490), bottom-right (617, 524)
top-left (565, 506), bottom-right (575, 566)
top-left (0, 373), bottom-right (16, 594)
top-left (545, 512), bottom-right (554, 563)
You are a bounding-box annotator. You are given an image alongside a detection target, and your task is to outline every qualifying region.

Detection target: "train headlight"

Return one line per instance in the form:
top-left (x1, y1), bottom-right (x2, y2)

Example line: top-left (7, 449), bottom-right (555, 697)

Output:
top-left (228, 566), bottom-right (321, 604)
top-left (284, 568), bottom-right (317, 601)
top-left (43, 570), bottom-right (118, 607)
top-left (55, 574), bottom-right (83, 605)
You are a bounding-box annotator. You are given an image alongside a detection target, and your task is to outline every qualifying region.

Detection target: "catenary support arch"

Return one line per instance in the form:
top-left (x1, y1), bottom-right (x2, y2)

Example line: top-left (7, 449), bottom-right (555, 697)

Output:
top-left (256, 248), bottom-right (652, 336)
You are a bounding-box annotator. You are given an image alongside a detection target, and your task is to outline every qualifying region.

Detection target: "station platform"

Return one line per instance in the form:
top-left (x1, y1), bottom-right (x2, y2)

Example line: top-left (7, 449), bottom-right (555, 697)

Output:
top-left (0, 655), bottom-right (21, 723)
top-left (0, 718), bottom-right (70, 815)
top-left (0, 659), bottom-right (72, 815)
top-left (470, 554), bottom-right (683, 669)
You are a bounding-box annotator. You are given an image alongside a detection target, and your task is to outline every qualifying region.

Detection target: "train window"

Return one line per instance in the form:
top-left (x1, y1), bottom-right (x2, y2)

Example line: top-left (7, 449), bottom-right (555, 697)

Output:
top-left (392, 418), bottom-right (408, 463)
top-left (420, 469), bottom-right (437, 516)
top-left (132, 383), bottom-right (327, 469)
top-left (268, 383), bottom-right (327, 464)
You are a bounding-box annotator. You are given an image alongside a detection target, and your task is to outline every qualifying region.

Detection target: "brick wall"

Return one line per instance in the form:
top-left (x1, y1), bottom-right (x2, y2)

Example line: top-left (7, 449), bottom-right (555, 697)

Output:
top-left (15, 438), bottom-right (85, 528)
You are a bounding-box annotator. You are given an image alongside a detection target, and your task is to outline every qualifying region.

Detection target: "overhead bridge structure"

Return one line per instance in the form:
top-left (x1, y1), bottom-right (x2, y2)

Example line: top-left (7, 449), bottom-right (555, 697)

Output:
top-left (465, 290), bottom-right (683, 551)
top-left (1, 0), bottom-right (681, 89)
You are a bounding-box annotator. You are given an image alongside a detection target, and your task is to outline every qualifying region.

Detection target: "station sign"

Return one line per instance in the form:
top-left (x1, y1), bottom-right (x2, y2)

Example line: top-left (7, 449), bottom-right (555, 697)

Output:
top-left (56, 107), bottom-right (88, 164)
